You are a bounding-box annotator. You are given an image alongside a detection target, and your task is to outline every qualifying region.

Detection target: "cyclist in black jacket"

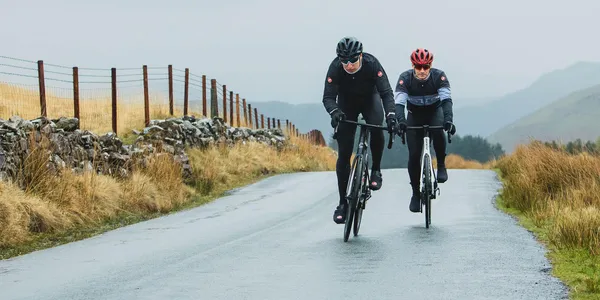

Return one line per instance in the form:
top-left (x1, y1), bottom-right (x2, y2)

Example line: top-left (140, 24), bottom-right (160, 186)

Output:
top-left (394, 48), bottom-right (457, 213)
top-left (322, 36), bottom-right (397, 224)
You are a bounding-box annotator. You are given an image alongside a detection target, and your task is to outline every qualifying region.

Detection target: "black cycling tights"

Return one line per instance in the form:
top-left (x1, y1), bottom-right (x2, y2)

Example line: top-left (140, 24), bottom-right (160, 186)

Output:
top-left (406, 106), bottom-right (447, 188)
top-left (335, 97), bottom-right (384, 205)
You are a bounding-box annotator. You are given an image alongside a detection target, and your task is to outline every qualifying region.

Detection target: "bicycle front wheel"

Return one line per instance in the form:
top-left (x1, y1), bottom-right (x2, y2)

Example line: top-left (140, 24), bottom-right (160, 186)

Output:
top-left (344, 155), bottom-right (362, 242)
top-left (423, 154), bottom-right (432, 228)
top-left (353, 164), bottom-right (368, 236)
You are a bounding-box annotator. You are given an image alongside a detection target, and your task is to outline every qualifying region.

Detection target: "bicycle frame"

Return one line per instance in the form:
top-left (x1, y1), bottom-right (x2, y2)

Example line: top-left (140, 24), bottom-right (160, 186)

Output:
top-left (401, 125), bottom-right (452, 197)
top-left (333, 119), bottom-right (394, 201)
top-left (333, 118), bottom-right (395, 241)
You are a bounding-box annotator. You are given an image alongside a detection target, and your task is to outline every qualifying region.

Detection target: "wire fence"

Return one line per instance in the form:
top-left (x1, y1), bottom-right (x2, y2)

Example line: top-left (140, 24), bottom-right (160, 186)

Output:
top-left (0, 55), bottom-right (326, 146)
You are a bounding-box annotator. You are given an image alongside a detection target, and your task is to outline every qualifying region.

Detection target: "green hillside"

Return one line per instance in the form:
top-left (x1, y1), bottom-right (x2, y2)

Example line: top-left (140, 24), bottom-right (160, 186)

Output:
top-left (454, 61), bottom-right (600, 137)
top-left (488, 83), bottom-right (600, 152)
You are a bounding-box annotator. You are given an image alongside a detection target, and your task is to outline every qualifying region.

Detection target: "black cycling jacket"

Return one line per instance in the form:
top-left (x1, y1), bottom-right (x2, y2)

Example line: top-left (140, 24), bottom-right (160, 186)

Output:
top-left (322, 52), bottom-right (395, 117)
top-left (394, 68), bottom-right (453, 121)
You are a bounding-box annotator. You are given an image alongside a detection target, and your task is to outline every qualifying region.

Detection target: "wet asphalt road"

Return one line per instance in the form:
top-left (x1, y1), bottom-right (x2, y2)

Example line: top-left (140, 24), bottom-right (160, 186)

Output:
top-left (0, 169), bottom-right (568, 300)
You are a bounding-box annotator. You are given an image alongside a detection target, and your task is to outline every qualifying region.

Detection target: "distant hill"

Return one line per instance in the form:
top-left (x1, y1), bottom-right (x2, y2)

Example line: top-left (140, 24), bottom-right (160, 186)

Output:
top-left (454, 61), bottom-right (600, 137)
top-left (453, 96), bottom-right (498, 109)
top-left (224, 61), bottom-right (600, 150)
top-left (247, 96), bottom-right (497, 141)
top-left (488, 83), bottom-right (600, 152)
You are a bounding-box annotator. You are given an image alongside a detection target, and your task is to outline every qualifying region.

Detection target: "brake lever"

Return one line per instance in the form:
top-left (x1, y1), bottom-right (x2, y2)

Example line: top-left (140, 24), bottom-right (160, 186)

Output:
top-left (332, 123), bottom-right (339, 140)
top-left (387, 129), bottom-right (395, 149)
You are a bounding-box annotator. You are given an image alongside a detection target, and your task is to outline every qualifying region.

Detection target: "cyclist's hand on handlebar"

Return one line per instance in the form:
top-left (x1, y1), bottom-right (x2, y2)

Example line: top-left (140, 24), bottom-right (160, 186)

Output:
top-left (444, 121), bottom-right (456, 135)
top-left (394, 113), bottom-right (407, 135)
top-left (394, 119), bottom-right (407, 136)
top-left (396, 121), bottom-right (407, 135)
top-left (330, 110), bottom-right (346, 128)
top-left (385, 113), bottom-right (397, 133)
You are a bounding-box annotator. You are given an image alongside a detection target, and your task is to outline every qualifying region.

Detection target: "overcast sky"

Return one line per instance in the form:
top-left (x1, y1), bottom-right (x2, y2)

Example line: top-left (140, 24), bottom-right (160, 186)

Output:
top-left (2, 0), bottom-right (599, 106)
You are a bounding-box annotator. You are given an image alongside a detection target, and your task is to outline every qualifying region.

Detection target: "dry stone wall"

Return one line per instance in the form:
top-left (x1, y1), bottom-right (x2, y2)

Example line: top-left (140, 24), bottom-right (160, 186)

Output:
top-left (0, 115), bottom-right (288, 183)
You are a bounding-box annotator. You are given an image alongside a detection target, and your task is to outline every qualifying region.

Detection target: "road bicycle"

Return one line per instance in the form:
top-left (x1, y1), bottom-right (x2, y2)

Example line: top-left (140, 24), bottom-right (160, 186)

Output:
top-left (333, 119), bottom-right (395, 242)
top-left (399, 125), bottom-right (452, 228)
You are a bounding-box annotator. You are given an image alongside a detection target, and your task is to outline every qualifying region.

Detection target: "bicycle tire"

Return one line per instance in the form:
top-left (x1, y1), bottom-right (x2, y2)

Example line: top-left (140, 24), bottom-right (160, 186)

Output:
top-left (344, 155), bottom-right (362, 242)
top-left (353, 164), bottom-right (368, 236)
top-left (423, 154), bottom-right (432, 228)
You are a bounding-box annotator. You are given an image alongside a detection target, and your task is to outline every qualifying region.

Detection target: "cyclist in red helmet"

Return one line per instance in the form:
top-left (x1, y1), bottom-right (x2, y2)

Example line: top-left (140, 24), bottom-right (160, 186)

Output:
top-left (394, 48), bottom-right (456, 213)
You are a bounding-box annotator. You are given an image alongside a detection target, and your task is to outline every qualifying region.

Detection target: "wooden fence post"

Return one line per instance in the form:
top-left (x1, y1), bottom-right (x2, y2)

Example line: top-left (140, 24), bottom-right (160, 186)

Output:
top-left (143, 65), bottom-right (150, 127)
top-left (168, 65), bottom-right (174, 116)
top-left (261, 114), bottom-right (264, 129)
top-left (247, 104), bottom-right (253, 128)
top-left (37, 60), bottom-right (47, 117)
top-left (111, 67), bottom-right (117, 134)
top-left (254, 108), bottom-right (258, 129)
top-left (184, 68), bottom-right (189, 116)
top-left (210, 79), bottom-right (218, 118)
top-left (72, 67), bottom-right (79, 126)
top-left (229, 91), bottom-right (234, 126)
top-left (242, 98), bottom-right (247, 127)
top-left (267, 117), bottom-right (271, 129)
top-left (235, 94), bottom-right (240, 127)
top-left (202, 75), bottom-right (207, 117)
top-left (222, 85), bottom-right (227, 122)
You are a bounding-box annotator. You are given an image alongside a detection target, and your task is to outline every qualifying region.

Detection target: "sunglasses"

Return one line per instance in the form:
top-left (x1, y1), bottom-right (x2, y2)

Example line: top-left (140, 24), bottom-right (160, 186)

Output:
top-left (414, 64), bottom-right (431, 71)
top-left (339, 55), bottom-right (360, 65)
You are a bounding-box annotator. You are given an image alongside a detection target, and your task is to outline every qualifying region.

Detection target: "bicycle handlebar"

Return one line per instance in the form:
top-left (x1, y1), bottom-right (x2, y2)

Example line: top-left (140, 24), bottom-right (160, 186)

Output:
top-left (332, 119), bottom-right (396, 149)
top-left (400, 125), bottom-right (453, 144)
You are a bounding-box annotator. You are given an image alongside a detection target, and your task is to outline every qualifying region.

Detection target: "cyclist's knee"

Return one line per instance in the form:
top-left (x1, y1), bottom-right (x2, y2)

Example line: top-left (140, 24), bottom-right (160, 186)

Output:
top-left (337, 146), bottom-right (353, 161)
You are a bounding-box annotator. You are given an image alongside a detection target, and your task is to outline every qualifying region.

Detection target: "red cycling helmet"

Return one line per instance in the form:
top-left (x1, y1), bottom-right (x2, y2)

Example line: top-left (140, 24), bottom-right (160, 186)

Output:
top-left (410, 48), bottom-right (434, 65)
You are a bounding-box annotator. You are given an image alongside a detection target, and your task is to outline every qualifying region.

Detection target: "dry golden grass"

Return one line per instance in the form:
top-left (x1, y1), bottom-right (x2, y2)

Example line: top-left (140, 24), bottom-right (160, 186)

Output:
top-left (0, 130), bottom-right (336, 250)
top-left (0, 135), bottom-right (191, 248)
top-left (0, 82), bottom-right (212, 135)
top-left (495, 141), bottom-right (600, 298)
top-left (495, 141), bottom-right (600, 255)
top-left (432, 153), bottom-right (490, 169)
top-left (187, 135), bottom-right (336, 195)
top-left (0, 181), bottom-right (67, 246)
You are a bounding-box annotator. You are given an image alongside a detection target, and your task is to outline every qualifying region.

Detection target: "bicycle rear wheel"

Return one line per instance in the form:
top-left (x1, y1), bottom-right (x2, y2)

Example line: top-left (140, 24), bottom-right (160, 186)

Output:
top-left (423, 154), bottom-right (432, 228)
top-left (344, 155), bottom-right (362, 242)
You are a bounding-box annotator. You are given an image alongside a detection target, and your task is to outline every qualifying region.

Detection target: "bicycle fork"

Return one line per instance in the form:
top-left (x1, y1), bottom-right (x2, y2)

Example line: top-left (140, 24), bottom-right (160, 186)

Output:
top-left (419, 136), bottom-right (440, 199)
top-left (345, 126), bottom-right (371, 204)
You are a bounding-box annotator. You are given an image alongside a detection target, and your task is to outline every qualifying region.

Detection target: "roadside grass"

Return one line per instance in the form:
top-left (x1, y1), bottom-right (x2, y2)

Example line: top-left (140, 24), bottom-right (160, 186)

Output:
top-left (0, 134), bottom-right (336, 260)
top-left (433, 153), bottom-right (493, 169)
top-left (493, 141), bottom-right (600, 300)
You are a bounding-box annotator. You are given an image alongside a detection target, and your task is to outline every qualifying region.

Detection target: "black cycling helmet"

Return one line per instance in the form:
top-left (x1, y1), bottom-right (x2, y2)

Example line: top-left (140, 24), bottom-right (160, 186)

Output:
top-left (336, 36), bottom-right (363, 59)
